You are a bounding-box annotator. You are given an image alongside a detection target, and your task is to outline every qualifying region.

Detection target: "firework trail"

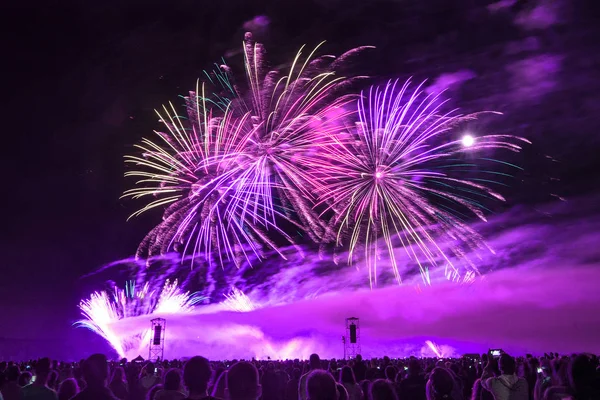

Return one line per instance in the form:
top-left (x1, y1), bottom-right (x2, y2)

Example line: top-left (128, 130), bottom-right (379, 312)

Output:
top-left (124, 32), bottom-right (371, 269)
top-left (314, 79), bottom-right (530, 287)
top-left (223, 287), bottom-right (256, 312)
top-left (422, 340), bottom-right (457, 358)
top-left (75, 279), bottom-right (204, 358)
top-left (425, 340), bottom-right (444, 358)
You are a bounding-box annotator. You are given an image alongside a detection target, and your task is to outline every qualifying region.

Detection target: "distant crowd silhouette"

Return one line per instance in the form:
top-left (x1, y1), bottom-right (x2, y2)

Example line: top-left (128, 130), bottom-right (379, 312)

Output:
top-left (1, 352), bottom-right (599, 400)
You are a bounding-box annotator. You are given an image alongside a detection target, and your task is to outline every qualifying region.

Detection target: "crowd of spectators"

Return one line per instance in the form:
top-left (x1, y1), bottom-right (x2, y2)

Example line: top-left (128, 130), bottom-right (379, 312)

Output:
top-left (1, 352), bottom-right (599, 400)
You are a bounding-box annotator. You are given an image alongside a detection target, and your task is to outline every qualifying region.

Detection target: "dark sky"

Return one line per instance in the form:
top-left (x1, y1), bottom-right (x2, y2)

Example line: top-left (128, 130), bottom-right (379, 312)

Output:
top-left (2, 0), bottom-right (599, 357)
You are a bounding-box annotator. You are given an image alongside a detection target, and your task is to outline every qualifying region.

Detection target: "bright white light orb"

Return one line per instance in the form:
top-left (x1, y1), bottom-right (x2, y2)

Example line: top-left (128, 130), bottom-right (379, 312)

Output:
top-left (462, 134), bottom-right (475, 147)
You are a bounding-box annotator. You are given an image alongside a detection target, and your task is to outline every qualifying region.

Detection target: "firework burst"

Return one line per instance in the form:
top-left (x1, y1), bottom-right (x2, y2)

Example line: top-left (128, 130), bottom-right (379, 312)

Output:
top-left (210, 33), bottom-right (372, 242)
top-left (75, 279), bottom-right (204, 358)
top-left (123, 82), bottom-right (279, 268)
top-left (315, 79), bottom-right (530, 287)
top-left (124, 32), bottom-right (371, 268)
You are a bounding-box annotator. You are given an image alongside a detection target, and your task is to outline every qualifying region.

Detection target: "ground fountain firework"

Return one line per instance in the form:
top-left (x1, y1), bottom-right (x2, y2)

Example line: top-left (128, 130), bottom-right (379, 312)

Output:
top-left (75, 279), bottom-right (204, 358)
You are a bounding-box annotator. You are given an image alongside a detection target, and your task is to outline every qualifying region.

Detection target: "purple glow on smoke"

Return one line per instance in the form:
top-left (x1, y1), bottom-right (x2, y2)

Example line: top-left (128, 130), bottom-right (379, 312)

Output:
top-left (81, 197), bottom-right (600, 359)
top-left (109, 265), bottom-right (600, 360)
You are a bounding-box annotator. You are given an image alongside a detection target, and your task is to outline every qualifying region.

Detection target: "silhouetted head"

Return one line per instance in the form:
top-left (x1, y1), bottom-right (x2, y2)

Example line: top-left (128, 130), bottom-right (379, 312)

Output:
top-left (183, 356), bottom-right (212, 395)
top-left (164, 369), bottom-right (182, 391)
top-left (18, 372), bottom-right (32, 387)
top-left (83, 354), bottom-right (109, 387)
top-left (48, 370), bottom-right (59, 389)
top-left (499, 354), bottom-right (516, 375)
top-left (34, 358), bottom-right (52, 383)
top-left (148, 384), bottom-right (164, 400)
top-left (569, 354), bottom-right (596, 395)
top-left (336, 383), bottom-right (349, 400)
top-left (145, 362), bottom-right (155, 376)
top-left (310, 354), bottom-right (321, 370)
top-left (58, 378), bottom-right (80, 400)
top-left (470, 379), bottom-right (482, 400)
top-left (356, 355), bottom-right (363, 363)
top-left (426, 368), bottom-right (454, 400)
top-left (6, 365), bottom-right (20, 382)
top-left (340, 366), bottom-right (356, 384)
top-left (111, 367), bottom-right (126, 383)
top-left (307, 370), bottom-right (337, 400)
top-left (408, 359), bottom-right (421, 376)
top-left (369, 379), bottom-right (397, 400)
top-left (226, 361), bottom-right (261, 400)
top-left (384, 366), bottom-right (396, 381)
top-left (261, 369), bottom-right (282, 400)
top-left (360, 380), bottom-right (370, 400)
top-left (292, 368), bottom-right (302, 380)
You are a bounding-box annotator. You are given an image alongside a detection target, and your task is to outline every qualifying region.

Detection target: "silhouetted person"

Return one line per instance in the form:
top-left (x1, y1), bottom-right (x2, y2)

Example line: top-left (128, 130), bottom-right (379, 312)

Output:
top-left (369, 380), bottom-right (397, 400)
top-left (155, 370), bottom-right (185, 400)
top-left (336, 384), bottom-right (348, 400)
top-left (339, 367), bottom-right (361, 400)
top-left (567, 354), bottom-right (600, 399)
top-left (471, 379), bottom-right (483, 400)
top-left (21, 358), bottom-right (58, 400)
top-left (71, 354), bottom-right (118, 400)
top-left (306, 371), bottom-right (337, 400)
top-left (544, 355), bottom-right (600, 400)
top-left (353, 357), bottom-right (367, 383)
top-left (426, 368), bottom-right (454, 400)
top-left (210, 371), bottom-right (226, 400)
top-left (0, 362), bottom-right (6, 389)
top-left (399, 359), bottom-right (426, 400)
top-left (57, 379), bottom-right (79, 400)
top-left (108, 368), bottom-right (128, 400)
top-left (383, 367), bottom-right (395, 383)
top-left (182, 357), bottom-right (217, 400)
top-left (359, 381), bottom-right (369, 400)
top-left (47, 372), bottom-right (59, 392)
top-left (140, 364), bottom-right (159, 397)
top-left (226, 362), bottom-right (261, 400)
top-left (482, 354), bottom-right (528, 400)
top-left (18, 374), bottom-right (32, 389)
top-left (1, 366), bottom-right (22, 400)
top-left (147, 385), bottom-right (163, 400)
top-left (299, 355), bottom-right (321, 400)
top-left (262, 369), bottom-right (282, 400)
top-left (285, 369), bottom-right (301, 400)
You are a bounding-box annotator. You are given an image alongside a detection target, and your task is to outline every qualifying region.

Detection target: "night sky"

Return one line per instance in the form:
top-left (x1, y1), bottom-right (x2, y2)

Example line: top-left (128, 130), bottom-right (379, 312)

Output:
top-left (3, 0), bottom-right (600, 358)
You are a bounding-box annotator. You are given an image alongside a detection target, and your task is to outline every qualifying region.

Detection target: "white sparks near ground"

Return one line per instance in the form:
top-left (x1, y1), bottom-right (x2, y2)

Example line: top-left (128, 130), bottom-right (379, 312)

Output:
top-left (223, 287), bottom-right (256, 312)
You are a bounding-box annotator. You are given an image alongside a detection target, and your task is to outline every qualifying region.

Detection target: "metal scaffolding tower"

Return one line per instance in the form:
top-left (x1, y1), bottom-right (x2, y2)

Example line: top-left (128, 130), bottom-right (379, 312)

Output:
top-left (344, 317), bottom-right (360, 359)
top-left (149, 318), bottom-right (166, 361)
